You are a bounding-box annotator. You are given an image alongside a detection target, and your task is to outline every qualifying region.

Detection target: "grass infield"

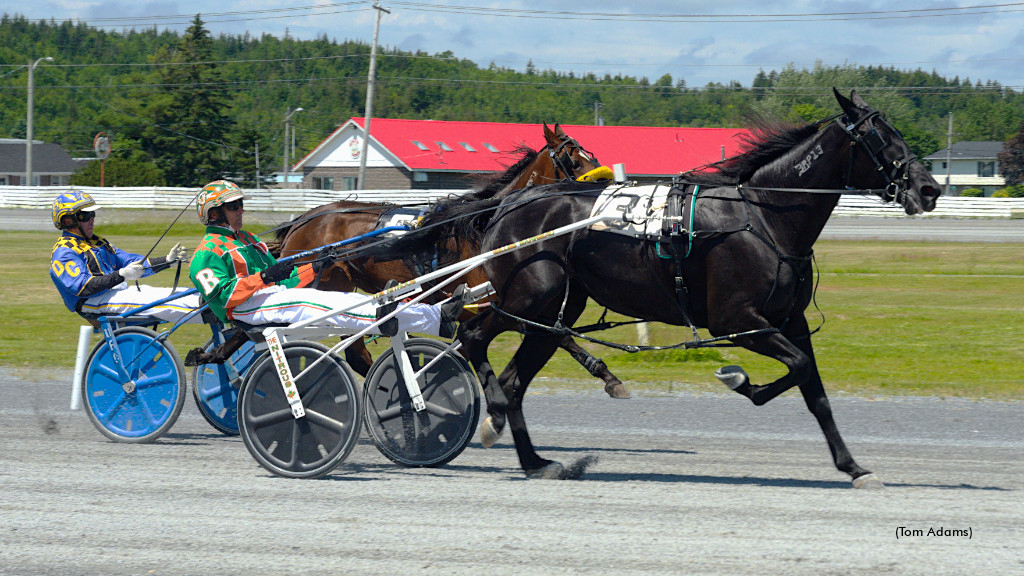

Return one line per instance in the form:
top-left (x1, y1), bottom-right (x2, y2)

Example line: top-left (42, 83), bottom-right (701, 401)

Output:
top-left (4, 219), bottom-right (1022, 400)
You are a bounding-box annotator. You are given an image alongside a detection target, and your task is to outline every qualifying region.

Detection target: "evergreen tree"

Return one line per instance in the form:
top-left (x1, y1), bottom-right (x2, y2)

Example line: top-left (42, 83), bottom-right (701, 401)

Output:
top-left (149, 15), bottom-right (235, 186)
top-left (998, 120), bottom-right (1024, 185)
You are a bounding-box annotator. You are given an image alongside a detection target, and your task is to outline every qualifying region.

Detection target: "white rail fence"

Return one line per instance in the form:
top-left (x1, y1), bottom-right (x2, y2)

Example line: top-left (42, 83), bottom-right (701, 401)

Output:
top-left (2, 185), bottom-right (1023, 218)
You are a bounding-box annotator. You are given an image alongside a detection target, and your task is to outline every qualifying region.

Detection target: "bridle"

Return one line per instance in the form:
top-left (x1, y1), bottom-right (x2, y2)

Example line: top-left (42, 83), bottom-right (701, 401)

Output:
top-left (839, 110), bottom-right (916, 206)
top-left (548, 135), bottom-right (598, 181)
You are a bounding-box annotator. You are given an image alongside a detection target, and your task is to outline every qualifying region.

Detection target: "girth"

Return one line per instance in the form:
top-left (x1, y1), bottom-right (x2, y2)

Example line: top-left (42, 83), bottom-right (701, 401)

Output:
top-left (657, 183), bottom-right (701, 338)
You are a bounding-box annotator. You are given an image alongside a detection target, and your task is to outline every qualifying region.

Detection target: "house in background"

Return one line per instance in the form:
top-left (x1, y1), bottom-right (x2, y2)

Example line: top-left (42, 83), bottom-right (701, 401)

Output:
top-left (0, 138), bottom-right (80, 186)
top-left (924, 141), bottom-right (1006, 196)
top-left (292, 118), bottom-right (751, 191)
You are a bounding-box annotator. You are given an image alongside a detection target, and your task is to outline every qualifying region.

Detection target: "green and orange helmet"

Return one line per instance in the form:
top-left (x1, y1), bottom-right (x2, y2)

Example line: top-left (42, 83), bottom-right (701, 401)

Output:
top-left (52, 190), bottom-right (99, 229)
top-left (196, 180), bottom-right (244, 225)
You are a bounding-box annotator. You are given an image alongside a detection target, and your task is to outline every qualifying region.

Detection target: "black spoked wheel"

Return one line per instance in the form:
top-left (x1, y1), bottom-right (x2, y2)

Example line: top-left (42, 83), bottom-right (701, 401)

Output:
top-left (363, 338), bottom-right (480, 467)
top-left (237, 341), bottom-right (362, 479)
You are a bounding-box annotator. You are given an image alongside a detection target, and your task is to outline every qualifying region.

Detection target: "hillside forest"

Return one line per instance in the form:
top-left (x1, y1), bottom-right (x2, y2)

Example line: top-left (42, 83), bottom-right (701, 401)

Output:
top-left (1, 14), bottom-right (1023, 188)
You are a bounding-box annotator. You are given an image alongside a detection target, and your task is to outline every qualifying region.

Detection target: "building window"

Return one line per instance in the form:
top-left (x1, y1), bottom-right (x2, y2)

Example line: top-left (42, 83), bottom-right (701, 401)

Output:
top-left (977, 161), bottom-right (995, 177)
top-left (341, 176), bottom-right (357, 190)
top-left (312, 176), bottom-right (335, 190)
top-left (482, 142), bottom-right (499, 152)
top-left (0, 176), bottom-right (7, 185)
top-left (459, 142), bottom-right (476, 152)
top-left (412, 172), bottom-right (429, 182)
top-left (436, 141), bottom-right (453, 152)
top-left (411, 140), bottom-right (429, 151)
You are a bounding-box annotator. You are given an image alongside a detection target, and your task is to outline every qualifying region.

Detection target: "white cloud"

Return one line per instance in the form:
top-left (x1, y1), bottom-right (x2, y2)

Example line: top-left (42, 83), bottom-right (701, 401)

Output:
top-left (1, 0), bottom-right (1021, 88)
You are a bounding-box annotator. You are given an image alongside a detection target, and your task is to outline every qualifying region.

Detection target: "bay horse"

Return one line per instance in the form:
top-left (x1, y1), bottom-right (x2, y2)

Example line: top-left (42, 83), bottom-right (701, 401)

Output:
top-left (401, 90), bottom-right (940, 486)
top-left (274, 123), bottom-right (632, 398)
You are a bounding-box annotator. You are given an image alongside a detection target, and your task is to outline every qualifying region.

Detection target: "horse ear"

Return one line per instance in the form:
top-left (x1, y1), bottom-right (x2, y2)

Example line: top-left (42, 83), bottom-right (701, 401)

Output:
top-left (554, 123), bottom-right (566, 136)
top-left (849, 89), bottom-right (870, 109)
top-left (834, 87), bottom-right (858, 117)
top-left (543, 123), bottom-right (555, 138)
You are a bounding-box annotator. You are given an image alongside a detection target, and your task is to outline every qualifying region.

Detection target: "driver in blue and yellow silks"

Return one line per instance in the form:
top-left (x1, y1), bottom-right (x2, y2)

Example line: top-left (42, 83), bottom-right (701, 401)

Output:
top-left (49, 190), bottom-right (202, 323)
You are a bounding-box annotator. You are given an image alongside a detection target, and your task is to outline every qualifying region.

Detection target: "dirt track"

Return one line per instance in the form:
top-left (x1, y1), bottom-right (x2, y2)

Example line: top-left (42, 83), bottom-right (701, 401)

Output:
top-left (1, 368), bottom-right (1020, 575)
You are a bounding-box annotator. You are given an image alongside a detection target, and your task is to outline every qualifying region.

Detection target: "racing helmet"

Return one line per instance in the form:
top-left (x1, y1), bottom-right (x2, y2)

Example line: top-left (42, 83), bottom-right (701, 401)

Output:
top-left (52, 190), bottom-right (100, 229)
top-left (196, 180), bottom-right (245, 225)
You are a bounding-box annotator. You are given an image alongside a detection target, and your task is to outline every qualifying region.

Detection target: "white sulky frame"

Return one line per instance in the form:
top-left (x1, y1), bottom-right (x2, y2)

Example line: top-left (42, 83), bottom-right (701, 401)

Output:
top-left (261, 214), bottom-right (618, 420)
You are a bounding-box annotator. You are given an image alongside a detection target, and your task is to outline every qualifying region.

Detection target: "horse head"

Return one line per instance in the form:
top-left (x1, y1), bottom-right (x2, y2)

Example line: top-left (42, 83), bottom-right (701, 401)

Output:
top-left (834, 89), bottom-right (940, 215)
top-left (531, 123), bottom-right (602, 184)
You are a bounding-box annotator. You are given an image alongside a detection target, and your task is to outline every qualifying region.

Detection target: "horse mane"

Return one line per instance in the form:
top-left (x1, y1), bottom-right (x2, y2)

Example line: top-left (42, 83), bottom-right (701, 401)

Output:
top-left (684, 117), bottom-right (824, 186)
top-left (460, 146), bottom-right (539, 202)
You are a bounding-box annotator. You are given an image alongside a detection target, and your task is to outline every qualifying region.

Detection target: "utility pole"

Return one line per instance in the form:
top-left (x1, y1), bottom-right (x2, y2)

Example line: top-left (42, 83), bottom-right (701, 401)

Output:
top-left (25, 56), bottom-right (53, 187)
top-left (594, 102), bottom-right (603, 126)
top-left (255, 142), bottom-right (261, 189)
top-left (283, 107), bottom-right (303, 189)
top-left (945, 112), bottom-right (953, 195)
top-left (357, 1), bottom-right (390, 190)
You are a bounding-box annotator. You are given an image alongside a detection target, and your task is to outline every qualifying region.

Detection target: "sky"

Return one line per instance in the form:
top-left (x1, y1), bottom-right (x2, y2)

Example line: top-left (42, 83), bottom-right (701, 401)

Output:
top-left (4, 1), bottom-right (1024, 90)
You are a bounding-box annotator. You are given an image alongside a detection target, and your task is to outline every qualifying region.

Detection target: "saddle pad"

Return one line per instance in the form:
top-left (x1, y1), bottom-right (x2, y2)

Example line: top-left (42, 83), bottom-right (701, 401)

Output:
top-left (588, 183), bottom-right (673, 240)
top-left (377, 206), bottom-right (424, 236)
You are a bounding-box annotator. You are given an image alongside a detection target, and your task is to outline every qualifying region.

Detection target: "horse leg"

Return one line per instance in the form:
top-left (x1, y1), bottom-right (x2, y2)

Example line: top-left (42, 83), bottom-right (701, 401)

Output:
top-left (558, 336), bottom-right (630, 399)
top-left (457, 311), bottom-right (508, 448)
top-left (500, 333), bottom-right (594, 478)
top-left (715, 318), bottom-right (879, 487)
top-left (344, 340), bottom-right (374, 377)
top-left (713, 328), bottom-right (813, 406)
top-left (785, 325), bottom-right (880, 487)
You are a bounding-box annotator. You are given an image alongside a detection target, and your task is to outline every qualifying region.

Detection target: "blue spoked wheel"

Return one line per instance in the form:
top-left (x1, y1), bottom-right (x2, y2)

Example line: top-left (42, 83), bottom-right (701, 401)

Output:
top-left (191, 337), bottom-right (256, 436)
top-left (82, 326), bottom-right (186, 443)
top-left (238, 341), bottom-right (362, 479)
top-left (363, 338), bottom-right (480, 467)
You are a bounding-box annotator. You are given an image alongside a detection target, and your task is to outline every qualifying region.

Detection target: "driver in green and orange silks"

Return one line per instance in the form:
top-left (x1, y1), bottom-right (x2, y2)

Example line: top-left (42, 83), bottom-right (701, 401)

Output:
top-left (189, 180), bottom-right (470, 337)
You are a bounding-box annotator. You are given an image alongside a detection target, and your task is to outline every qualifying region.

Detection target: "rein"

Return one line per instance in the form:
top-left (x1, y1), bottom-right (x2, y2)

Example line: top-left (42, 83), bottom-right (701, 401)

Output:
top-left (137, 186), bottom-right (205, 292)
top-left (259, 203), bottom-right (401, 239)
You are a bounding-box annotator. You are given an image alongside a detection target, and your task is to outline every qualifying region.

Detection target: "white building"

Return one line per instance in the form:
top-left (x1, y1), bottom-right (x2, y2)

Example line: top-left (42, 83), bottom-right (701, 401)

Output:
top-left (924, 141), bottom-right (1006, 196)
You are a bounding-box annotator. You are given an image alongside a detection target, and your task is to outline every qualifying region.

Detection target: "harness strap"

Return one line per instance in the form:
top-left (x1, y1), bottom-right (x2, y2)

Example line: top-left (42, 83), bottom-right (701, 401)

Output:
top-left (489, 302), bottom-right (779, 352)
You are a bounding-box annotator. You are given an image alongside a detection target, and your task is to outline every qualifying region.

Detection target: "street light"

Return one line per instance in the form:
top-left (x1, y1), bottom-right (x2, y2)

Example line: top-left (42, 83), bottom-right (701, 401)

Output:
top-left (26, 56), bottom-right (53, 187)
top-left (283, 107), bottom-right (304, 189)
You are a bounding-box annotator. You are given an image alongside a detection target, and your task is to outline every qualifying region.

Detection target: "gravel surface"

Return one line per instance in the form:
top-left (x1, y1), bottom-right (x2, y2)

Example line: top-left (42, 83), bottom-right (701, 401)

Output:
top-left (1, 367), bottom-right (1020, 575)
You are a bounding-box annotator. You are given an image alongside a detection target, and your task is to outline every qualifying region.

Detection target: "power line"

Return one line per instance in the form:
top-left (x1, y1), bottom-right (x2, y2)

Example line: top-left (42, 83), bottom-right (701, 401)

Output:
top-left (16, 2), bottom-right (1024, 26)
top-left (387, 1), bottom-right (1024, 22)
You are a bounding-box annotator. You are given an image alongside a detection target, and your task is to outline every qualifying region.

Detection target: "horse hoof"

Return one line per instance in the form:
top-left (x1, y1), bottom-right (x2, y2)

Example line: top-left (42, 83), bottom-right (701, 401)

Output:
top-left (715, 365), bottom-right (749, 390)
top-left (852, 473), bottom-right (885, 490)
top-left (480, 417), bottom-right (502, 448)
top-left (605, 382), bottom-right (631, 399)
top-left (525, 462), bottom-right (564, 480)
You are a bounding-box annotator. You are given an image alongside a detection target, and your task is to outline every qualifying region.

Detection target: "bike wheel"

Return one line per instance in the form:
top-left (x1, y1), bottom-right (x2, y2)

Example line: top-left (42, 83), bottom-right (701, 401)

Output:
top-left (82, 326), bottom-right (186, 443)
top-left (237, 341), bottom-right (362, 479)
top-left (192, 337), bottom-right (257, 435)
top-left (363, 338), bottom-right (480, 467)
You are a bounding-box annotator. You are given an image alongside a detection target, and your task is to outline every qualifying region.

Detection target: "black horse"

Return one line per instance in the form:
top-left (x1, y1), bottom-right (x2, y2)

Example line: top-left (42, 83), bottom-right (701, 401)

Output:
top-left (389, 90), bottom-right (940, 486)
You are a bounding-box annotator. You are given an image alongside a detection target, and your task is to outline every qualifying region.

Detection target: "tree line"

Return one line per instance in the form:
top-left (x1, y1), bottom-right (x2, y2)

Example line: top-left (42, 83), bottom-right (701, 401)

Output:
top-left (1, 13), bottom-right (1022, 187)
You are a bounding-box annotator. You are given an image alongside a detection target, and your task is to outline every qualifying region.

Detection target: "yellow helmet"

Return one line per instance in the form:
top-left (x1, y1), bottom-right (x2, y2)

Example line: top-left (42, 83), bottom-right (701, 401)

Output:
top-left (52, 190), bottom-right (99, 229)
top-left (196, 180), bottom-right (244, 225)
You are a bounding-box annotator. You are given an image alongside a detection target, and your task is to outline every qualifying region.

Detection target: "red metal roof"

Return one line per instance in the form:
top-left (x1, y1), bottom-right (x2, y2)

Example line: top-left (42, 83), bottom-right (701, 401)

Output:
top-left (343, 117), bottom-right (750, 176)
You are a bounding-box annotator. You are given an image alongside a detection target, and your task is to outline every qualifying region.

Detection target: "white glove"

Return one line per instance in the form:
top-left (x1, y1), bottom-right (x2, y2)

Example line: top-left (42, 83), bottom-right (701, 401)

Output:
top-left (166, 242), bottom-right (188, 263)
top-left (119, 261), bottom-right (145, 282)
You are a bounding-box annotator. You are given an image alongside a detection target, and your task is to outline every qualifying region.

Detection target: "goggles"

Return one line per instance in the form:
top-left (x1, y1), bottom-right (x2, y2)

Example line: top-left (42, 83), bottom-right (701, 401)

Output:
top-left (223, 200), bottom-right (244, 212)
top-left (76, 211), bottom-right (95, 223)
